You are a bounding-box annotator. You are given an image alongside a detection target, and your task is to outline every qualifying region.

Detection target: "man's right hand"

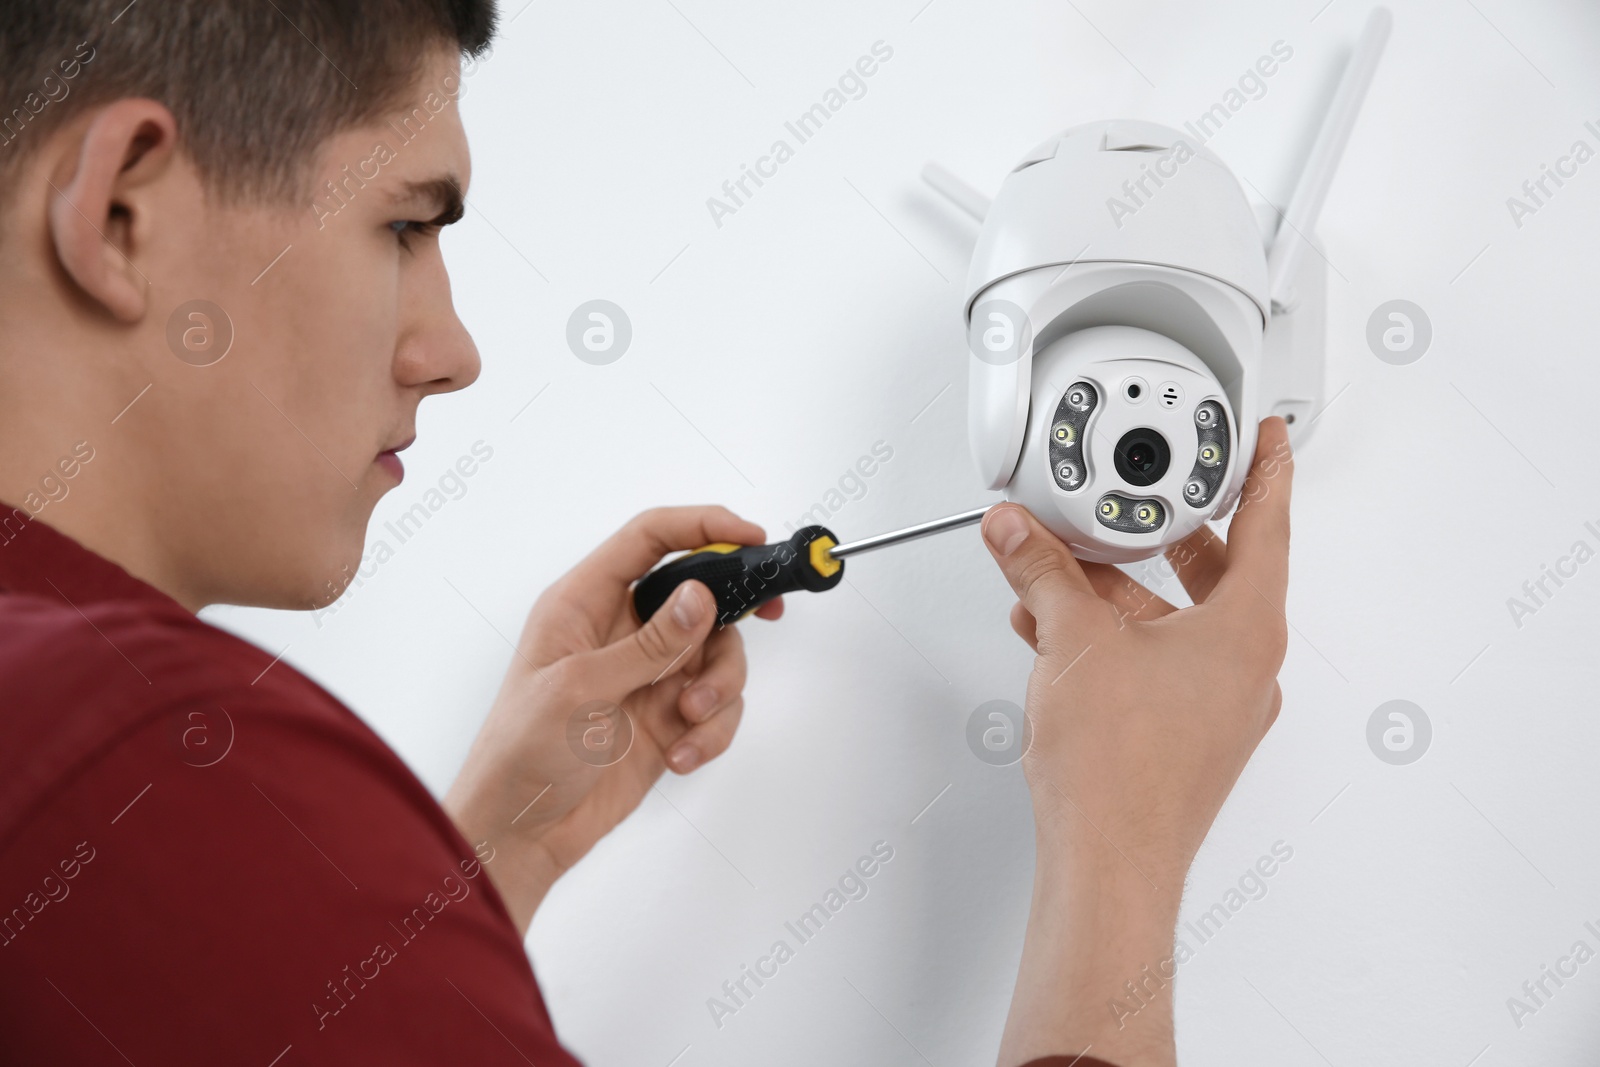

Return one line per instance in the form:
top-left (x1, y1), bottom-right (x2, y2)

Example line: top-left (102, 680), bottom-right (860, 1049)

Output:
top-left (444, 505), bottom-right (778, 936)
top-left (986, 416), bottom-right (1295, 1067)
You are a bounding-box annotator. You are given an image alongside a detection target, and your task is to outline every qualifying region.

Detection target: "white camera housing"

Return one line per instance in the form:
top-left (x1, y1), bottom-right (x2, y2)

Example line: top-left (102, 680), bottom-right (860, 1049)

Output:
top-left (927, 10), bottom-right (1390, 563)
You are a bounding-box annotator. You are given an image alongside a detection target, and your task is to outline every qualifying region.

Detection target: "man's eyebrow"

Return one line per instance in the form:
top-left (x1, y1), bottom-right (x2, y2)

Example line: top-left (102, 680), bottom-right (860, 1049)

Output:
top-left (391, 177), bottom-right (466, 225)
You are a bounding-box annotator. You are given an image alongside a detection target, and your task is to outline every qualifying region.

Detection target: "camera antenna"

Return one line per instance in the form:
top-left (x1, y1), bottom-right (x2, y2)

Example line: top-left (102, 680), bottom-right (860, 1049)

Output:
top-left (921, 161), bottom-right (992, 223)
top-left (1266, 6), bottom-right (1392, 313)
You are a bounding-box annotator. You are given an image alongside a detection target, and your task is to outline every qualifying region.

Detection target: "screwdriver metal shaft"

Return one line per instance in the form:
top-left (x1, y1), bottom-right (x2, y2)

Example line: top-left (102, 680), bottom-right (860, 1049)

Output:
top-left (826, 505), bottom-right (992, 560)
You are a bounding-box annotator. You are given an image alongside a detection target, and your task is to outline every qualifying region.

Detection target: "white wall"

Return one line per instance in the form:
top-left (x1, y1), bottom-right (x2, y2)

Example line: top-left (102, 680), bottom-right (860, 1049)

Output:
top-left (205, 1), bottom-right (1600, 1062)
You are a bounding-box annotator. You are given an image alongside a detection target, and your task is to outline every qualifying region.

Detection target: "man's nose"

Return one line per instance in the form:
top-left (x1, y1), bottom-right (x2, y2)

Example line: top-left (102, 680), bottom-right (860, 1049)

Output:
top-left (396, 271), bottom-right (480, 395)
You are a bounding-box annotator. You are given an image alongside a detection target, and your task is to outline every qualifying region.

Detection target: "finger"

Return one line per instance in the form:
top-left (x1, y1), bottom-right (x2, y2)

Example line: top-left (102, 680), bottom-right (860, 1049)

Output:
top-left (981, 505), bottom-right (1099, 631)
top-left (571, 579), bottom-right (716, 696)
top-left (666, 697), bottom-right (745, 774)
top-left (678, 625), bottom-right (746, 725)
top-left (1216, 417), bottom-right (1295, 615)
top-left (567, 506), bottom-right (767, 590)
top-left (1009, 602), bottom-right (1038, 651)
top-left (1078, 561), bottom-right (1176, 621)
top-left (673, 642), bottom-right (709, 687)
top-left (1163, 524), bottom-right (1228, 604)
top-left (754, 596), bottom-right (784, 621)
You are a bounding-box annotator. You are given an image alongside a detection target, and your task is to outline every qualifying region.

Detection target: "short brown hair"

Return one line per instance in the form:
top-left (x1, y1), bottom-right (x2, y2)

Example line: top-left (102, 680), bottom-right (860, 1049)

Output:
top-left (0, 0), bottom-right (496, 207)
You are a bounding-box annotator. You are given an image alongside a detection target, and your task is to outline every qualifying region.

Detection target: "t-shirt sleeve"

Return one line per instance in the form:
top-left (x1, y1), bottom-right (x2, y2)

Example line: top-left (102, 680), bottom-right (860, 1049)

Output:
top-left (0, 686), bottom-right (583, 1067)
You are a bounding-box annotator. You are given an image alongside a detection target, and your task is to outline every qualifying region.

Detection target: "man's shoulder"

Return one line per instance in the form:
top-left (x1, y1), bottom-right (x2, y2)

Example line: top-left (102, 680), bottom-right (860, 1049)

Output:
top-left (0, 590), bottom-right (370, 840)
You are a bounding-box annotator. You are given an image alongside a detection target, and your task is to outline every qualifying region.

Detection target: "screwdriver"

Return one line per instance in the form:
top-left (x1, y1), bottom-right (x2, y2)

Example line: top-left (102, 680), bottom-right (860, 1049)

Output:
top-left (632, 506), bottom-right (992, 626)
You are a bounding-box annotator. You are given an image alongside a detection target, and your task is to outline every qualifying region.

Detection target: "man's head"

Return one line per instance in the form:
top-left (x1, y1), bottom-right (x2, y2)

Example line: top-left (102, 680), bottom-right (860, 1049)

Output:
top-left (0, 1), bottom-right (497, 611)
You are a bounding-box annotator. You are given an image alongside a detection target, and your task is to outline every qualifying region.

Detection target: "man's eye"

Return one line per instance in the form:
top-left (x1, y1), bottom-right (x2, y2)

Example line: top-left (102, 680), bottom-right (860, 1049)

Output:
top-left (389, 220), bottom-right (439, 247)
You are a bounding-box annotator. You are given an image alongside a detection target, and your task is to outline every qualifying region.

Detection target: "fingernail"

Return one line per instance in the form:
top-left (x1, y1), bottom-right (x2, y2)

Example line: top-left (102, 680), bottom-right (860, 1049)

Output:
top-left (984, 508), bottom-right (1029, 556)
top-left (667, 740), bottom-right (700, 773)
top-left (684, 684), bottom-right (719, 722)
top-left (671, 583), bottom-right (706, 628)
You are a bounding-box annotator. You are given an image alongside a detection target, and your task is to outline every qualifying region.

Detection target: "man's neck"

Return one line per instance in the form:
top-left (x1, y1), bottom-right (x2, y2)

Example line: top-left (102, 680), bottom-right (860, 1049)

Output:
top-left (0, 362), bottom-right (203, 613)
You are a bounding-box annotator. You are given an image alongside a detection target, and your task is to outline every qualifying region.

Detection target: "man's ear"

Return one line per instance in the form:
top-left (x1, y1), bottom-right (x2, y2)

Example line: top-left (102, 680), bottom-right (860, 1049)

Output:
top-left (48, 99), bottom-right (179, 324)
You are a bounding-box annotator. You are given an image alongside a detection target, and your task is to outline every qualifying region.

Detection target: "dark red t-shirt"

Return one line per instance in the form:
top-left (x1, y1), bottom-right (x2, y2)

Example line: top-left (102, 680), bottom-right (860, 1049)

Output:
top-left (0, 511), bottom-right (582, 1065)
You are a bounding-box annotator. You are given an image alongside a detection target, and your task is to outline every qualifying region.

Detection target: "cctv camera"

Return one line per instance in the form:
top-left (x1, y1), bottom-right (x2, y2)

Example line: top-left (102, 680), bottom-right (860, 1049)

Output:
top-left (926, 9), bottom-right (1391, 564)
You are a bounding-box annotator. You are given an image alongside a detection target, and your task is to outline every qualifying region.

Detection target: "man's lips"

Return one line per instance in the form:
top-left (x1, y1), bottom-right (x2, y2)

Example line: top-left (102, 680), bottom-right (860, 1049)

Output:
top-left (376, 435), bottom-right (415, 482)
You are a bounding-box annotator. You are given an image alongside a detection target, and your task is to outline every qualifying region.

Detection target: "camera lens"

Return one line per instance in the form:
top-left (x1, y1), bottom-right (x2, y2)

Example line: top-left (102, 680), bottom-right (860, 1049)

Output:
top-left (1113, 428), bottom-right (1171, 487)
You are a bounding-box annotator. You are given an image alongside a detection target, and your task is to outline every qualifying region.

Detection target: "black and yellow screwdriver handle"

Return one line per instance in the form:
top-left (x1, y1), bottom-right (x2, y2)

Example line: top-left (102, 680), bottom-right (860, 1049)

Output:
top-left (632, 525), bottom-right (844, 627)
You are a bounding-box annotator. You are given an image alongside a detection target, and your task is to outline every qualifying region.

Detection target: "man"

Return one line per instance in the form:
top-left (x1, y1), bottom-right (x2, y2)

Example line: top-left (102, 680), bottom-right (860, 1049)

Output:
top-left (0, 2), bottom-right (1294, 1065)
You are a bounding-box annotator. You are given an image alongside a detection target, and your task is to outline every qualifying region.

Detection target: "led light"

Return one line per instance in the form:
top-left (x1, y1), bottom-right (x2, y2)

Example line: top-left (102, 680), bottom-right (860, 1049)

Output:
top-left (1052, 422), bottom-right (1076, 445)
top-left (1198, 443), bottom-right (1222, 467)
top-left (1184, 479), bottom-right (1207, 502)
top-left (1097, 497), bottom-right (1121, 520)
top-left (1066, 384), bottom-right (1094, 412)
top-left (1195, 403), bottom-right (1219, 428)
top-left (1134, 501), bottom-right (1161, 527)
top-left (1056, 461), bottom-right (1082, 487)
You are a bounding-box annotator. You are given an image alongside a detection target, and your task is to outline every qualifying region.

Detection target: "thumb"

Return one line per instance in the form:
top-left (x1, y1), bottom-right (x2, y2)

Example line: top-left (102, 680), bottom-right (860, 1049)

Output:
top-left (575, 580), bottom-right (716, 696)
top-left (982, 505), bottom-right (1098, 628)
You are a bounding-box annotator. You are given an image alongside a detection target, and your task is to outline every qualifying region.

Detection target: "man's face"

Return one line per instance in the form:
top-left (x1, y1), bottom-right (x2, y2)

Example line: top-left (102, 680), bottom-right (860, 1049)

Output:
top-left (140, 47), bottom-right (479, 609)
